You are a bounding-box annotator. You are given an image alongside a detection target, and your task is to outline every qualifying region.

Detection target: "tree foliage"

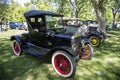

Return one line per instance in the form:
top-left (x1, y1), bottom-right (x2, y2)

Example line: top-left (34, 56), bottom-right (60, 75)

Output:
top-left (89, 0), bottom-right (109, 32)
top-left (0, 0), bottom-right (119, 29)
top-left (68, 0), bottom-right (87, 18)
top-left (111, 0), bottom-right (120, 28)
top-left (0, 0), bottom-right (11, 21)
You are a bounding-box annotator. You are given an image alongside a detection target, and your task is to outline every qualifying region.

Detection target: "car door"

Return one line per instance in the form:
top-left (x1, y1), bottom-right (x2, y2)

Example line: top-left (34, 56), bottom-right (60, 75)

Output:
top-left (29, 16), bottom-right (48, 48)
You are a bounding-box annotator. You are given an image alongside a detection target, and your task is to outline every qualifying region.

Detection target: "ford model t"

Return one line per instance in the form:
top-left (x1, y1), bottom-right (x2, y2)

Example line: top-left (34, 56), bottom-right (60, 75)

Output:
top-left (10, 10), bottom-right (93, 77)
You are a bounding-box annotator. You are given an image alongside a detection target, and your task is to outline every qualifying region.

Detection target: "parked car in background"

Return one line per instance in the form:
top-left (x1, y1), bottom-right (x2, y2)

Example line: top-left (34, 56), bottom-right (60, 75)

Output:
top-left (62, 19), bottom-right (106, 47)
top-left (9, 22), bottom-right (27, 30)
top-left (17, 22), bottom-right (27, 30)
top-left (0, 21), bottom-right (9, 32)
top-left (116, 22), bottom-right (120, 29)
top-left (9, 22), bottom-right (19, 29)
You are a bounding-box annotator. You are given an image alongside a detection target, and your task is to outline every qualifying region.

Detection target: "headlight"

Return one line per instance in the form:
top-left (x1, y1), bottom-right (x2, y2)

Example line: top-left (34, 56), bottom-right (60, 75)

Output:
top-left (72, 43), bottom-right (77, 51)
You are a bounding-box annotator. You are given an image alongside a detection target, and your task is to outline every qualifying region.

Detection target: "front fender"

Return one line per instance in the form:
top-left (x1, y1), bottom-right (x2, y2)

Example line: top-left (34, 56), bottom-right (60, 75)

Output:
top-left (87, 32), bottom-right (101, 39)
top-left (10, 35), bottom-right (21, 45)
top-left (49, 46), bottom-right (79, 61)
top-left (81, 38), bottom-right (90, 47)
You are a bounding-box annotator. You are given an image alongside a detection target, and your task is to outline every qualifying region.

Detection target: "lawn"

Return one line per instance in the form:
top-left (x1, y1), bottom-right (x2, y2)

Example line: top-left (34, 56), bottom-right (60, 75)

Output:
top-left (0, 30), bottom-right (120, 80)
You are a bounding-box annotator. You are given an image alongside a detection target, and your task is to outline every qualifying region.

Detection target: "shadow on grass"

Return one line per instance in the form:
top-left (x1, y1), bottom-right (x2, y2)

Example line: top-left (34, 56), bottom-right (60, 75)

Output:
top-left (107, 29), bottom-right (120, 35)
top-left (94, 29), bottom-right (120, 58)
top-left (0, 38), bottom-right (79, 80)
top-left (0, 30), bottom-right (120, 80)
top-left (76, 30), bottom-right (120, 80)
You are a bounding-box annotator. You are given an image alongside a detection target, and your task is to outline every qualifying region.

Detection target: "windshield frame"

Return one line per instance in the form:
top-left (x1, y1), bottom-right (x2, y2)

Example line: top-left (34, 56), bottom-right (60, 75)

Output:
top-left (45, 15), bottom-right (64, 30)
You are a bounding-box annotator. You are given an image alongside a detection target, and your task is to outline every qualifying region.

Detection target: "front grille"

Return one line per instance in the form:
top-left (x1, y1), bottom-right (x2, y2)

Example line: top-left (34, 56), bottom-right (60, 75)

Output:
top-left (89, 27), bottom-right (98, 32)
top-left (71, 34), bottom-right (81, 51)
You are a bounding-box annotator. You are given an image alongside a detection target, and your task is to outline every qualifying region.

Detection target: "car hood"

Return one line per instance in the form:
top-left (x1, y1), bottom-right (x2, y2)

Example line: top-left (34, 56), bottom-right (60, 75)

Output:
top-left (88, 24), bottom-right (99, 27)
top-left (54, 33), bottom-right (73, 39)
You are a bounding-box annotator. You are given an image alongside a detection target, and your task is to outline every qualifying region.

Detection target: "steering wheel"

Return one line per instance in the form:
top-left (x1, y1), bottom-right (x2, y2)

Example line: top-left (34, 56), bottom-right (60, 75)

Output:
top-left (46, 30), bottom-right (55, 36)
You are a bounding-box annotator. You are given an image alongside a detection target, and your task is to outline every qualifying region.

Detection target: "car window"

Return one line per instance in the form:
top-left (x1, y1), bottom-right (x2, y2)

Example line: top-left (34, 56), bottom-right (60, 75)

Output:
top-left (46, 15), bottom-right (63, 29)
top-left (46, 16), bottom-right (58, 22)
top-left (30, 18), bottom-right (35, 22)
top-left (38, 18), bottom-right (42, 22)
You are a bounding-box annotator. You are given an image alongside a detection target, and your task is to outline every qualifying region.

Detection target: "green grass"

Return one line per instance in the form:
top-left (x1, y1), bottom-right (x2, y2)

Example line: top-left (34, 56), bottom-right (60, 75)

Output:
top-left (0, 30), bottom-right (120, 80)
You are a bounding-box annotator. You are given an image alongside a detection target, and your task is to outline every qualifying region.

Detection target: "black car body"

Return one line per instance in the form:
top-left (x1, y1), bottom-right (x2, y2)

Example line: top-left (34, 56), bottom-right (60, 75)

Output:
top-left (10, 10), bottom-right (93, 77)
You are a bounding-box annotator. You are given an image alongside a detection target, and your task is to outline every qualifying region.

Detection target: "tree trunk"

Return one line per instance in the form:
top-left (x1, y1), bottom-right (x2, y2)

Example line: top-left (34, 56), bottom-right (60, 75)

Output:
top-left (69, 0), bottom-right (79, 18)
top-left (96, 9), bottom-right (106, 32)
top-left (74, 9), bottom-right (79, 18)
top-left (112, 14), bottom-right (116, 29)
top-left (112, 8), bottom-right (118, 29)
top-left (90, 0), bottom-right (106, 33)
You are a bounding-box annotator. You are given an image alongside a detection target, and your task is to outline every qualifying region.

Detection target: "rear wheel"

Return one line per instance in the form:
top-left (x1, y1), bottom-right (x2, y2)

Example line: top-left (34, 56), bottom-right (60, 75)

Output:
top-left (80, 44), bottom-right (93, 60)
top-left (89, 35), bottom-right (101, 47)
top-left (12, 40), bottom-right (22, 56)
top-left (52, 50), bottom-right (76, 77)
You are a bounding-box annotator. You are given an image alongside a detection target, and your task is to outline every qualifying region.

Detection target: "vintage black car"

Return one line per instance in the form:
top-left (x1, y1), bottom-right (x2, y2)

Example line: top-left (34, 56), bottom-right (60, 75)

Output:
top-left (10, 10), bottom-right (93, 77)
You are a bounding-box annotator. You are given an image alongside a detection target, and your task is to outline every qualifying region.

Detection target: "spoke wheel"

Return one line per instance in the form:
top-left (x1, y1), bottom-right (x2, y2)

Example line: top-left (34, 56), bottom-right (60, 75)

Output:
top-left (80, 44), bottom-right (93, 59)
top-left (89, 36), bottom-right (100, 47)
top-left (52, 51), bottom-right (76, 77)
top-left (12, 40), bottom-right (22, 56)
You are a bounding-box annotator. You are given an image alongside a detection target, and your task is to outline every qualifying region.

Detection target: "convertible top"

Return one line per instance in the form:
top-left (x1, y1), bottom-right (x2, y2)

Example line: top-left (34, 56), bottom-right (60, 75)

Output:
top-left (24, 10), bottom-right (64, 17)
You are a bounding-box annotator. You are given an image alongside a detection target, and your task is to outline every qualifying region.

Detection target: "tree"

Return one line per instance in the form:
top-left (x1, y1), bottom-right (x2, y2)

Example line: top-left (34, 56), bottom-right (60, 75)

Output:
top-left (0, 0), bottom-right (11, 21)
top-left (69, 0), bottom-right (87, 18)
top-left (90, 0), bottom-right (107, 32)
top-left (26, 0), bottom-right (53, 11)
top-left (111, 0), bottom-right (120, 29)
top-left (48, 0), bottom-right (69, 15)
top-left (51, 0), bottom-right (88, 18)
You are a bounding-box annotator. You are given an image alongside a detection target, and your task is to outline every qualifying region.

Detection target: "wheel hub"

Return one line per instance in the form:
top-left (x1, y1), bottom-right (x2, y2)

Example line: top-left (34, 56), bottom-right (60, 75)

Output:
top-left (80, 45), bottom-right (91, 59)
top-left (14, 42), bottom-right (20, 53)
top-left (60, 59), bottom-right (68, 68)
top-left (92, 39), bottom-right (98, 44)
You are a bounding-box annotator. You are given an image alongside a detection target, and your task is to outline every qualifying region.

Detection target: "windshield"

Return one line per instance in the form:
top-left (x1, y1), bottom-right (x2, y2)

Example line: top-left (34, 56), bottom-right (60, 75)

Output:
top-left (45, 15), bottom-right (63, 29)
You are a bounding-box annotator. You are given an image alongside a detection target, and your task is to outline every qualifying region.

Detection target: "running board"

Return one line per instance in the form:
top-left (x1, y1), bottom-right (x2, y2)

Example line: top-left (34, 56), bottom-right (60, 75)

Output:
top-left (23, 42), bottom-right (50, 57)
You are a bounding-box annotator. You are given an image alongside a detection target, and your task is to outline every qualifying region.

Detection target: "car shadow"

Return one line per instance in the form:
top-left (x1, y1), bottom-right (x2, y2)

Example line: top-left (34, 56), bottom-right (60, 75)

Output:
top-left (0, 38), bottom-right (79, 80)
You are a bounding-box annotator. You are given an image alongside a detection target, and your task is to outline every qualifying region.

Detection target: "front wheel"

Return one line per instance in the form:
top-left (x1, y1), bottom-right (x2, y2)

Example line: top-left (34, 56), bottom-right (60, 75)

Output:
top-left (80, 44), bottom-right (93, 60)
top-left (52, 50), bottom-right (76, 77)
top-left (12, 40), bottom-right (22, 56)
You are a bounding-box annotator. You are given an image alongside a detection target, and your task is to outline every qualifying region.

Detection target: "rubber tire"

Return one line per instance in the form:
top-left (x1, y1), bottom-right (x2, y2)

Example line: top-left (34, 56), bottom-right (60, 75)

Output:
top-left (88, 35), bottom-right (101, 47)
top-left (12, 40), bottom-right (22, 56)
top-left (52, 50), bottom-right (76, 78)
top-left (80, 44), bottom-right (94, 60)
